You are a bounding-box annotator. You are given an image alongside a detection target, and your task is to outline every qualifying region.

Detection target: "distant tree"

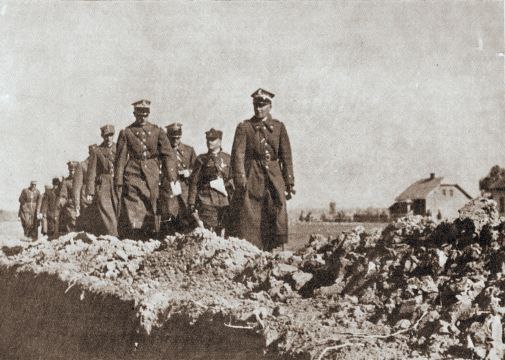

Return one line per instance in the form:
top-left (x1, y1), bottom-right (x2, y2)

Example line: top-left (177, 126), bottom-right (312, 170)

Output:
top-left (329, 202), bottom-right (336, 216)
top-left (480, 165), bottom-right (505, 192)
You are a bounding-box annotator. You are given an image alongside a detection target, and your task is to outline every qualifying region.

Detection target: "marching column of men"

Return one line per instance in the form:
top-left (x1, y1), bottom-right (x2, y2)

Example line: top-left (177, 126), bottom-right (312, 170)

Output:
top-left (19, 88), bottom-right (295, 251)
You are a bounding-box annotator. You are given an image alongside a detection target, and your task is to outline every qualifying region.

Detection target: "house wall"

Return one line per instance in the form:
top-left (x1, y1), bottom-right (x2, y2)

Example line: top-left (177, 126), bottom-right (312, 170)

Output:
top-left (426, 185), bottom-right (471, 219)
top-left (489, 189), bottom-right (505, 215)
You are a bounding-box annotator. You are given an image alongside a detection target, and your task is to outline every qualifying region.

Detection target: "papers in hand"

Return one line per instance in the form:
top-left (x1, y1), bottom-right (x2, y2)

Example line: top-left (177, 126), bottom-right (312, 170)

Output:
top-left (210, 177), bottom-right (228, 196)
top-left (170, 181), bottom-right (182, 196)
top-left (178, 169), bottom-right (191, 178)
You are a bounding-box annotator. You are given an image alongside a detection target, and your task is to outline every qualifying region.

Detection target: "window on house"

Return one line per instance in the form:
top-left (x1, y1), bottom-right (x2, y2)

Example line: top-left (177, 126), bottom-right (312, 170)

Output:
top-left (442, 189), bottom-right (446, 196)
top-left (500, 198), bottom-right (505, 214)
top-left (449, 190), bottom-right (453, 197)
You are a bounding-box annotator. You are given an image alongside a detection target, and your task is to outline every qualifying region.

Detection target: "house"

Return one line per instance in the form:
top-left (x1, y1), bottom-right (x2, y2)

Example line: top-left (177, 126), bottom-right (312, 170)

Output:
top-left (488, 178), bottom-right (505, 215)
top-left (389, 173), bottom-right (472, 220)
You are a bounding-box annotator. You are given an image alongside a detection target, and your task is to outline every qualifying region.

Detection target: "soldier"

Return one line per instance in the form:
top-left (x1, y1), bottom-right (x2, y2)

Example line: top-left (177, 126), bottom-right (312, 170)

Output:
top-left (18, 180), bottom-right (42, 240)
top-left (40, 178), bottom-right (60, 239)
top-left (159, 122), bottom-right (197, 234)
top-left (87, 125), bottom-right (118, 236)
top-left (114, 99), bottom-right (178, 239)
top-left (58, 161), bottom-right (79, 235)
top-left (188, 128), bottom-right (233, 234)
top-left (73, 144), bottom-right (97, 232)
top-left (229, 89), bottom-right (295, 251)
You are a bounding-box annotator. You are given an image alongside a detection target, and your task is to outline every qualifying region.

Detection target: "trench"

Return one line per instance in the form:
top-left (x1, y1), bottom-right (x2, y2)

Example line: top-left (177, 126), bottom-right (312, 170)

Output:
top-left (0, 267), bottom-right (295, 360)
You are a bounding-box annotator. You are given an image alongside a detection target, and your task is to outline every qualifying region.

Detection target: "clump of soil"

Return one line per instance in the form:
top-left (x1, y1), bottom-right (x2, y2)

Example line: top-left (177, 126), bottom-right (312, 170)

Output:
top-left (2, 197), bottom-right (504, 359)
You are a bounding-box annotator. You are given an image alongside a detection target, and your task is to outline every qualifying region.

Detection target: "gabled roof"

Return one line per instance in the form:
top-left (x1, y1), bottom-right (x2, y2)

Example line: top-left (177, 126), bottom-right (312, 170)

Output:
top-left (489, 178), bottom-right (505, 190)
top-left (395, 176), bottom-right (443, 202)
top-left (395, 175), bottom-right (473, 202)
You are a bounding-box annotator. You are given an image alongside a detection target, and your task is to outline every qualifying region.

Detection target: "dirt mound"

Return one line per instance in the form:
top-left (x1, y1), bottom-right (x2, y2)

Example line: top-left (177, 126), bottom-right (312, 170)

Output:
top-left (1, 197), bottom-right (504, 359)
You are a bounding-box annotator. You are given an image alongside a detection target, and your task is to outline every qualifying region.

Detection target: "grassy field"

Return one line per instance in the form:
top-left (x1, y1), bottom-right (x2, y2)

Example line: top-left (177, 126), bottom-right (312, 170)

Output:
top-left (287, 221), bottom-right (388, 251)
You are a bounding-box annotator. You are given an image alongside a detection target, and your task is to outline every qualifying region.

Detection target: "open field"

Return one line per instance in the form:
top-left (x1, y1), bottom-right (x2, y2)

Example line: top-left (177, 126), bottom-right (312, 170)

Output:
top-left (0, 220), bottom-right (388, 251)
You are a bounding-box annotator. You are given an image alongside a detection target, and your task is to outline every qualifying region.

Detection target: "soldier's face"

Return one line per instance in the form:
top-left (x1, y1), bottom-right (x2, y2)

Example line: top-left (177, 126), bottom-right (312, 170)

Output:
top-left (207, 138), bottom-right (221, 152)
top-left (68, 166), bottom-right (75, 176)
top-left (169, 137), bottom-right (181, 148)
top-left (253, 101), bottom-right (271, 119)
top-left (134, 110), bottom-right (149, 122)
top-left (103, 134), bottom-right (114, 146)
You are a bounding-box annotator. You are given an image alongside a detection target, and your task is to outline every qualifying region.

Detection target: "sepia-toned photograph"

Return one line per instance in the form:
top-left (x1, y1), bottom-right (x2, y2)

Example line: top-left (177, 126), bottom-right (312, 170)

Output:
top-left (0, 1), bottom-right (503, 359)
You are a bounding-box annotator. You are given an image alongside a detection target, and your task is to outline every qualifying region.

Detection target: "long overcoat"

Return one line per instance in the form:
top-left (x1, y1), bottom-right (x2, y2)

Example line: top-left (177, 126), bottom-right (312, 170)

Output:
top-left (229, 114), bottom-right (294, 250)
top-left (73, 157), bottom-right (94, 232)
top-left (18, 188), bottom-right (41, 238)
top-left (40, 187), bottom-right (59, 237)
top-left (159, 142), bottom-right (197, 218)
top-left (58, 176), bottom-right (77, 234)
top-left (114, 121), bottom-right (177, 233)
top-left (87, 142), bottom-right (118, 236)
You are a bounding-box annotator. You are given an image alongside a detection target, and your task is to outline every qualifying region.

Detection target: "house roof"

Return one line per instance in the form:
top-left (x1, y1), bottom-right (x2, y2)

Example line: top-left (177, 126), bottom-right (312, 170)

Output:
top-left (395, 176), bottom-right (443, 202)
top-left (489, 178), bottom-right (505, 190)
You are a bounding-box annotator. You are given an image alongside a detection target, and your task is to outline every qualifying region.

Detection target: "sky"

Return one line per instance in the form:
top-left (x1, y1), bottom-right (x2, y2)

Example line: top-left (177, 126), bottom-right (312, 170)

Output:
top-left (0, 1), bottom-right (503, 211)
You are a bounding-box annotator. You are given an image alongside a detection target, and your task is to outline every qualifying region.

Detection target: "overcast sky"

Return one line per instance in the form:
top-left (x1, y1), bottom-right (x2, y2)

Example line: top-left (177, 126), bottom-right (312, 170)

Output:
top-left (0, 1), bottom-right (503, 211)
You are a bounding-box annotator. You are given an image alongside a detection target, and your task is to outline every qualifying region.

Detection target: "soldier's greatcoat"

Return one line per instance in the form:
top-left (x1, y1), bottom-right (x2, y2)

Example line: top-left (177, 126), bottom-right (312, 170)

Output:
top-left (87, 142), bottom-right (118, 236)
top-left (160, 142), bottom-right (197, 219)
top-left (73, 157), bottom-right (93, 232)
top-left (115, 121), bottom-right (177, 235)
top-left (58, 176), bottom-right (77, 235)
top-left (18, 187), bottom-right (41, 239)
top-left (40, 187), bottom-right (59, 238)
top-left (229, 114), bottom-right (294, 250)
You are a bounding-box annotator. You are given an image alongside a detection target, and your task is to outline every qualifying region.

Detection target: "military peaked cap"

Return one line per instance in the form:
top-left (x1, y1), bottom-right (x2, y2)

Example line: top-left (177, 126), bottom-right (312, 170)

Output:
top-left (205, 128), bottom-right (223, 140)
top-left (166, 122), bottom-right (183, 137)
top-left (132, 99), bottom-right (151, 110)
top-left (251, 88), bottom-right (275, 103)
top-left (66, 161), bottom-right (79, 169)
top-left (30, 180), bottom-right (37, 185)
top-left (52, 177), bottom-right (60, 186)
top-left (100, 124), bottom-right (115, 136)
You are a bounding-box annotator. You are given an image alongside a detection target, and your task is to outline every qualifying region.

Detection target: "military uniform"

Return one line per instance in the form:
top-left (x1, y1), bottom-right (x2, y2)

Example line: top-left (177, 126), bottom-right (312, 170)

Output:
top-left (115, 100), bottom-right (178, 238)
top-left (188, 129), bottom-right (233, 233)
top-left (40, 179), bottom-right (60, 239)
top-left (159, 122), bottom-right (197, 233)
top-left (229, 89), bottom-right (294, 251)
top-left (58, 162), bottom-right (79, 235)
top-left (18, 182), bottom-right (41, 240)
top-left (73, 144), bottom-right (97, 232)
top-left (87, 125), bottom-right (118, 236)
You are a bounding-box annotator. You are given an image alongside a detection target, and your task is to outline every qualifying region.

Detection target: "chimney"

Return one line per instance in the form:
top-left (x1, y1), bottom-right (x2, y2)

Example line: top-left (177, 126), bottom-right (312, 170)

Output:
top-left (430, 173), bottom-right (435, 180)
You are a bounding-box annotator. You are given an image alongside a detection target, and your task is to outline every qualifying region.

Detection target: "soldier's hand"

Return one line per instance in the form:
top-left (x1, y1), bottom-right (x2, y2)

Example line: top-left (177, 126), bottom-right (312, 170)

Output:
top-left (75, 207), bottom-right (80, 218)
top-left (236, 179), bottom-right (247, 192)
top-left (37, 213), bottom-right (43, 220)
top-left (285, 185), bottom-right (296, 200)
top-left (86, 195), bottom-right (93, 202)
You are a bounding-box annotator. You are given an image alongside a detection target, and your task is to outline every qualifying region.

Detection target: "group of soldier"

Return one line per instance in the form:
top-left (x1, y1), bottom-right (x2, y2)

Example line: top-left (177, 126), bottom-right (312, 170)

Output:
top-left (18, 88), bottom-right (295, 251)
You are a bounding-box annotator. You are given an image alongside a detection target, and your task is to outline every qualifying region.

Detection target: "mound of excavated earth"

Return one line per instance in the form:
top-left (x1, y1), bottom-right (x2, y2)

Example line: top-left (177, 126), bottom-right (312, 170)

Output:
top-left (1, 197), bottom-right (505, 359)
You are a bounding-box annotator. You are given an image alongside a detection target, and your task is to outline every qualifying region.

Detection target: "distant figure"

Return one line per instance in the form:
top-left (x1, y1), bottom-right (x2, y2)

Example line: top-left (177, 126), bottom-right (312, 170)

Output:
top-left (188, 128), bottom-right (233, 235)
top-left (18, 180), bottom-right (41, 240)
top-left (229, 89), bottom-right (295, 251)
top-left (305, 211), bottom-right (312, 222)
top-left (87, 125), bottom-right (118, 236)
top-left (114, 99), bottom-right (178, 239)
top-left (437, 210), bottom-right (443, 220)
top-left (299, 210), bottom-right (305, 222)
top-left (58, 161), bottom-right (79, 235)
top-left (40, 177), bottom-right (60, 239)
top-left (159, 122), bottom-right (197, 234)
top-left (73, 144), bottom-right (97, 232)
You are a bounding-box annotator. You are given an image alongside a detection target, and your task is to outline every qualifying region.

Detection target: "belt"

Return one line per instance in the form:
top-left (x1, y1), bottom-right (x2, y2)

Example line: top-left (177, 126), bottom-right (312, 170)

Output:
top-left (253, 153), bottom-right (278, 162)
top-left (132, 155), bottom-right (157, 161)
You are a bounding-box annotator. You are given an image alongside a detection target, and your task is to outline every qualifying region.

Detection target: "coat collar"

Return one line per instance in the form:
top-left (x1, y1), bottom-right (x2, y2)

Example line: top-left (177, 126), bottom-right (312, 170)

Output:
top-left (250, 114), bottom-right (274, 132)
